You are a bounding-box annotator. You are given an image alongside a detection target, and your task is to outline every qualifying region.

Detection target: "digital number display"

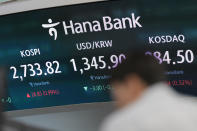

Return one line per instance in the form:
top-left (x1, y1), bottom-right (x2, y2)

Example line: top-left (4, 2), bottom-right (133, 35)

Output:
top-left (145, 50), bottom-right (194, 65)
top-left (10, 61), bottom-right (62, 81)
top-left (70, 54), bottom-right (126, 75)
top-left (0, 0), bottom-right (197, 111)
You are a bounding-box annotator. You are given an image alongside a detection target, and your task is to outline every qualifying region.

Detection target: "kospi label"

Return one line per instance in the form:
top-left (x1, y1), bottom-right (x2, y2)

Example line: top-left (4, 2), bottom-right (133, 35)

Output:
top-left (20, 48), bottom-right (41, 58)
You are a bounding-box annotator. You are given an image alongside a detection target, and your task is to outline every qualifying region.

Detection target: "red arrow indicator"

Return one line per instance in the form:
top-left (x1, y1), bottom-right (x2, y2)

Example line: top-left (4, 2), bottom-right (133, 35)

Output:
top-left (27, 93), bottom-right (31, 98)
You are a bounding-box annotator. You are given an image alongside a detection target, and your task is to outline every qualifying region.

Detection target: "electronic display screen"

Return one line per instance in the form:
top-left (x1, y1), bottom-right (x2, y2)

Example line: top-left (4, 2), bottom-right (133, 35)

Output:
top-left (0, 0), bottom-right (197, 111)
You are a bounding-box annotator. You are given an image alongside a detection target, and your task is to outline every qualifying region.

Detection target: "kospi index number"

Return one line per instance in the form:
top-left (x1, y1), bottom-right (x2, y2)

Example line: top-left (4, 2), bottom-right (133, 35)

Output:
top-left (10, 61), bottom-right (62, 81)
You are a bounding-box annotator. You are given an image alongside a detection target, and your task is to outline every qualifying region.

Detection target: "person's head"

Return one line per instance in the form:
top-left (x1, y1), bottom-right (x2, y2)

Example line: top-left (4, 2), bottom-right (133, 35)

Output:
top-left (110, 52), bottom-right (166, 109)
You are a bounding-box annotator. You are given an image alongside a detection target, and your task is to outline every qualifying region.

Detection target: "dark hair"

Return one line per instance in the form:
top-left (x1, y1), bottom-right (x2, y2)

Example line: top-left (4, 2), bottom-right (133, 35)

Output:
top-left (110, 52), bottom-right (166, 86)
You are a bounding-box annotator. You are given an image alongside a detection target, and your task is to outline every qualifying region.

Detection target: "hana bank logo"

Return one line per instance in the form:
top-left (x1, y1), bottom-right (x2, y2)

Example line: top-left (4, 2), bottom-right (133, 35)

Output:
top-left (42, 19), bottom-right (60, 40)
top-left (42, 13), bottom-right (143, 40)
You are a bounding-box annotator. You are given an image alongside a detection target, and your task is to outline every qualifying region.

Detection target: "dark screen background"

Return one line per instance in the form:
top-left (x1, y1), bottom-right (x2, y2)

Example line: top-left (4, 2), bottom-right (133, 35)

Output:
top-left (0, 0), bottom-right (197, 111)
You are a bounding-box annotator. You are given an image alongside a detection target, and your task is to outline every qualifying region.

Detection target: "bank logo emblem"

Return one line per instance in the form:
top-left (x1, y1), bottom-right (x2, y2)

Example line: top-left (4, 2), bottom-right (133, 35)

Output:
top-left (42, 19), bottom-right (60, 40)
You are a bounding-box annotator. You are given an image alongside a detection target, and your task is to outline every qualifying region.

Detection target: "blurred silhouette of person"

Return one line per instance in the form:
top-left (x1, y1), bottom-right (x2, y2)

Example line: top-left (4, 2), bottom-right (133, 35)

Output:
top-left (100, 52), bottom-right (197, 131)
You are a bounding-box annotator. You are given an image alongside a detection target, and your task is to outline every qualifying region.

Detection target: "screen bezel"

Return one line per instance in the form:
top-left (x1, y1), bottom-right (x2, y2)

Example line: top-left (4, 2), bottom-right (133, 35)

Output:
top-left (0, 0), bottom-right (107, 17)
top-left (4, 102), bottom-right (113, 117)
